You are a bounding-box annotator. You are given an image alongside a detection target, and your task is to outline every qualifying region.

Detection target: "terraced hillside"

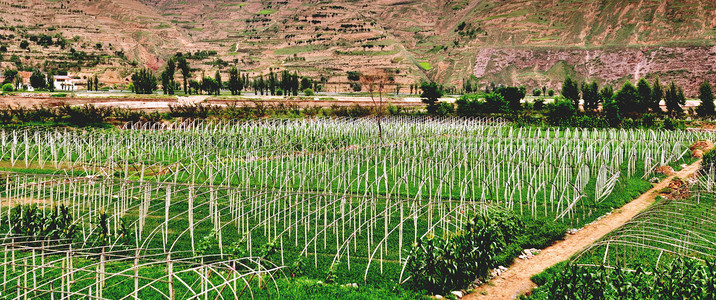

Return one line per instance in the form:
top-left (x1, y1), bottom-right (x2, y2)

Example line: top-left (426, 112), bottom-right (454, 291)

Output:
top-left (1, 0), bottom-right (714, 93)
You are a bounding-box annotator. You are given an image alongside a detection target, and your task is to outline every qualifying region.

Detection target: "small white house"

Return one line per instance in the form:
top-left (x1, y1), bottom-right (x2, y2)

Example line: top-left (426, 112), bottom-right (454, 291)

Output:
top-left (54, 75), bottom-right (78, 91)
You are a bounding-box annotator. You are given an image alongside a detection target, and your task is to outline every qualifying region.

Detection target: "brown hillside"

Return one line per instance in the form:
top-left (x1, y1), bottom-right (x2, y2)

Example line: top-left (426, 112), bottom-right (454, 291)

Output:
top-left (1, 0), bottom-right (714, 93)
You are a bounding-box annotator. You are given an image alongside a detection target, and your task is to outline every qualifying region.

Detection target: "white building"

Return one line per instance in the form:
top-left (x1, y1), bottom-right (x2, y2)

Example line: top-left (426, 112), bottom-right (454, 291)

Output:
top-left (54, 75), bottom-right (78, 91)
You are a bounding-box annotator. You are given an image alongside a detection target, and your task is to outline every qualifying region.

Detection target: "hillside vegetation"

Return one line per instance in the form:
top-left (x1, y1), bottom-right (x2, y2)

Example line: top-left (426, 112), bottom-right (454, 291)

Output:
top-left (1, 0), bottom-right (714, 92)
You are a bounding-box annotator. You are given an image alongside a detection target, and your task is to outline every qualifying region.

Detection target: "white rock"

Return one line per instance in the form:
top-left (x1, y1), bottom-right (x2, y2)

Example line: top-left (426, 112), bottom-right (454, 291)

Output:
top-left (451, 290), bottom-right (464, 298)
top-left (435, 295), bottom-right (444, 299)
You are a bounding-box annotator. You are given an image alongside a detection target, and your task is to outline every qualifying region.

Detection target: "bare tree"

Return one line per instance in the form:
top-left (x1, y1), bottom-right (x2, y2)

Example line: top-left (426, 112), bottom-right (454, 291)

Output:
top-left (360, 70), bottom-right (392, 140)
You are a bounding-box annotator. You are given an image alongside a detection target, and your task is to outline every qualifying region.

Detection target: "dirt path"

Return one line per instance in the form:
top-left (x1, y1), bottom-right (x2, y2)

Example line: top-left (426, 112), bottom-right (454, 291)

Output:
top-left (464, 160), bottom-right (702, 300)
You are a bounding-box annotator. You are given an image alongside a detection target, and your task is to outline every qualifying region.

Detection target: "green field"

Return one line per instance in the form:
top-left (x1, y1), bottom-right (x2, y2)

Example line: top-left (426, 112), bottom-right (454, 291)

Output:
top-left (0, 117), bottom-right (711, 298)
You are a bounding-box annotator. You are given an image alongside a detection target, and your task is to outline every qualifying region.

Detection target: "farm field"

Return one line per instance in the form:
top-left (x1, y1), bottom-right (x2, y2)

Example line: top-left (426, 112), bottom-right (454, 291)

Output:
top-left (0, 117), bottom-right (710, 299)
top-left (526, 169), bottom-right (716, 299)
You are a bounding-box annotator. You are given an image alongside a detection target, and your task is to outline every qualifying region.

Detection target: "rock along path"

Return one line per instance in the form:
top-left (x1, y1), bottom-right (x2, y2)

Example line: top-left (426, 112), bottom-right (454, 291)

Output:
top-left (463, 160), bottom-right (702, 300)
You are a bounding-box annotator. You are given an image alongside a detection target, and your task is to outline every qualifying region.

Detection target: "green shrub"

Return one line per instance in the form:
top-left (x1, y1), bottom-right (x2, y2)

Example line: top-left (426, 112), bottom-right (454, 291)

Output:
top-left (2, 83), bottom-right (13, 92)
top-left (517, 219), bottom-right (567, 249)
top-left (426, 101), bottom-right (454, 116)
top-left (530, 258), bottom-right (716, 299)
top-left (546, 97), bottom-right (576, 125)
top-left (662, 117), bottom-right (684, 130)
top-left (304, 88), bottom-right (314, 96)
top-left (530, 261), bottom-right (568, 286)
top-left (455, 93), bottom-right (483, 116)
top-left (406, 209), bottom-right (523, 294)
top-left (57, 104), bottom-right (112, 126)
top-left (701, 149), bottom-right (716, 175)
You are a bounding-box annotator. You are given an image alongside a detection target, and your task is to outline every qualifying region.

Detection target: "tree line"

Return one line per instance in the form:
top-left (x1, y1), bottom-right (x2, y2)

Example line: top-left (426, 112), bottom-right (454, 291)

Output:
top-left (420, 75), bottom-right (714, 129)
top-left (134, 53), bottom-right (321, 96)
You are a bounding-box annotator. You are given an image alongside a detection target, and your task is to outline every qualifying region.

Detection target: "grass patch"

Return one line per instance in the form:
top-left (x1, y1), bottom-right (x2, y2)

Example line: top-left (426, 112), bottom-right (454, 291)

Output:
top-left (418, 61), bottom-right (432, 70)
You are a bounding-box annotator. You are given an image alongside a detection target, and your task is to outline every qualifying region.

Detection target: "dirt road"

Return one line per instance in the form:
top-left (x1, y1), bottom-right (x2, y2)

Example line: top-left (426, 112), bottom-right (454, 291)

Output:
top-left (463, 160), bottom-right (702, 300)
top-left (0, 94), bottom-right (432, 111)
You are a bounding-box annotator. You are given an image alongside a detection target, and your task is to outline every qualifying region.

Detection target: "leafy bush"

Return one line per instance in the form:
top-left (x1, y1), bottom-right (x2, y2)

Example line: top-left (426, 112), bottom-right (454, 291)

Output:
top-left (9, 204), bottom-right (76, 242)
top-left (456, 92), bottom-right (509, 116)
top-left (329, 104), bottom-right (372, 117)
top-left (89, 209), bottom-right (131, 247)
top-left (304, 88), bottom-right (314, 96)
top-left (57, 104), bottom-right (113, 126)
top-left (662, 117), bottom-right (684, 130)
top-left (530, 261), bottom-right (568, 286)
top-left (131, 68), bottom-right (157, 94)
top-left (530, 258), bottom-right (716, 299)
top-left (455, 93), bottom-right (483, 116)
top-left (2, 83), bottom-right (13, 92)
top-left (546, 97), bottom-right (576, 125)
top-left (484, 92), bottom-right (509, 114)
top-left (406, 209), bottom-right (523, 294)
top-left (701, 149), bottom-right (716, 175)
top-left (517, 219), bottom-right (567, 249)
top-left (169, 103), bottom-right (212, 118)
top-left (426, 101), bottom-right (454, 116)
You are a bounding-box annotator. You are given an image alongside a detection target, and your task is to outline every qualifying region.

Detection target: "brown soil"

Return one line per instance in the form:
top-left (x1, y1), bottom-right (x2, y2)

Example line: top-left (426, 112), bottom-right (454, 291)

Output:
top-left (0, 95), bottom-right (426, 112)
top-left (655, 165), bottom-right (675, 176)
top-left (693, 149), bottom-right (705, 158)
top-left (690, 140), bottom-right (714, 158)
top-left (463, 160), bottom-right (702, 300)
top-left (690, 140), bottom-right (714, 151)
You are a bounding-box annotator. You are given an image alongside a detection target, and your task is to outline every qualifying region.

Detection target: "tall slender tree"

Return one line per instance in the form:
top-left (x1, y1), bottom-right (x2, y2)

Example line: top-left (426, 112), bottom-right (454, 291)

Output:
top-left (228, 66), bottom-right (243, 95)
top-left (614, 81), bottom-right (639, 115)
top-left (581, 81), bottom-right (600, 111)
top-left (214, 70), bottom-right (222, 96)
top-left (650, 78), bottom-right (663, 113)
top-left (131, 68), bottom-right (157, 94)
top-left (636, 78), bottom-right (652, 114)
top-left (697, 80), bottom-right (714, 116)
top-left (268, 69), bottom-right (276, 95)
top-left (46, 70), bottom-right (54, 92)
top-left (599, 85), bottom-right (613, 103)
top-left (177, 56), bottom-right (190, 94)
top-left (161, 70), bottom-right (170, 94)
top-left (164, 57), bottom-right (176, 94)
top-left (665, 81), bottom-right (685, 116)
top-left (361, 71), bottom-right (390, 139)
top-left (30, 69), bottom-right (46, 90)
top-left (561, 76), bottom-right (581, 110)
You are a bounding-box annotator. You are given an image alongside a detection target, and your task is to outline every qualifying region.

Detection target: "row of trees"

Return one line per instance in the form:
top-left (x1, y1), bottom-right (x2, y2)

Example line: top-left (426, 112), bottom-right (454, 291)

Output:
top-left (147, 53), bottom-right (318, 96)
top-left (3, 69), bottom-right (56, 92)
top-left (560, 76), bottom-right (710, 117)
